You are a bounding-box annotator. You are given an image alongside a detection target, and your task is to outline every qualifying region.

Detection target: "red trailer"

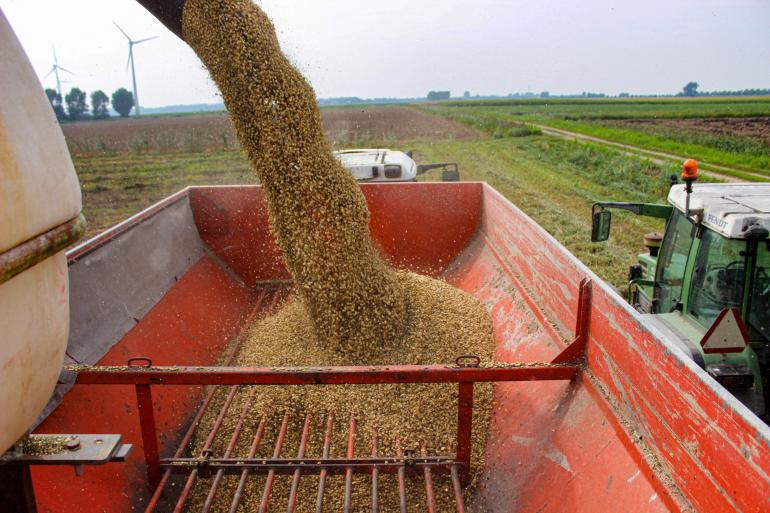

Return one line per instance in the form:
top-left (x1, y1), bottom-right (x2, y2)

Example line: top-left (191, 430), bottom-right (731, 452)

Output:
top-left (13, 183), bottom-right (770, 512)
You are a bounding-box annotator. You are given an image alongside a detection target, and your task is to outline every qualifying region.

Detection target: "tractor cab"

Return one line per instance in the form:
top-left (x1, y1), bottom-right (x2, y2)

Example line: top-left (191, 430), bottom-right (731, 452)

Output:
top-left (591, 161), bottom-right (770, 418)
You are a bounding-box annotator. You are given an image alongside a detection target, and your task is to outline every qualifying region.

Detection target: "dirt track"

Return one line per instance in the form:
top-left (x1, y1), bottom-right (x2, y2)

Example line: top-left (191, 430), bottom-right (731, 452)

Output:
top-left (61, 106), bottom-right (479, 155)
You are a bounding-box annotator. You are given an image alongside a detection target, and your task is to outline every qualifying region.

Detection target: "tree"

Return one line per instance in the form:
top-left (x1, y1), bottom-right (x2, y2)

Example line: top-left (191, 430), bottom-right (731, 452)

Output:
top-left (45, 88), bottom-right (66, 122)
top-left (682, 82), bottom-right (699, 97)
top-left (427, 90), bottom-right (450, 101)
top-left (90, 90), bottom-right (110, 119)
top-left (112, 88), bottom-right (135, 118)
top-left (65, 87), bottom-right (88, 121)
top-left (463, 91), bottom-right (470, 99)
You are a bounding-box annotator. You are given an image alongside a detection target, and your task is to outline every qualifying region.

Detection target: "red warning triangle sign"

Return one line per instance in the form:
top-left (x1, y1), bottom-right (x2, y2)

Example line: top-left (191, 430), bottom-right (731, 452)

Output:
top-left (700, 308), bottom-right (749, 354)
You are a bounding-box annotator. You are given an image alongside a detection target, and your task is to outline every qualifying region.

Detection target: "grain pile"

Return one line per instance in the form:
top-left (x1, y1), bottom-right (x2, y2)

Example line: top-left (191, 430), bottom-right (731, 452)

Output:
top-left (178, 0), bottom-right (496, 510)
top-left (18, 434), bottom-right (73, 455)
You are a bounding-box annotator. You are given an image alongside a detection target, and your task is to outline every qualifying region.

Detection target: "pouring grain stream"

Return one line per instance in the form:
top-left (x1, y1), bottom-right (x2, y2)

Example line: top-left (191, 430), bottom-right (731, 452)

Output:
top-left (182, 0), bottom-right (409, 354)
top-left (136, 0), bottom-right (497, 509)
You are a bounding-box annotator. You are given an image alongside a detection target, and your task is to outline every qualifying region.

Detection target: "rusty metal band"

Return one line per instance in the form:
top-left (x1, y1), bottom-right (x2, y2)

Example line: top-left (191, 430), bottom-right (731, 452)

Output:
top-left (0, 214), bottom-right (86, 285)
top-left (70, 363), bottom-right (579, 386)
top-left (160, 456), bottom-right (456, 475)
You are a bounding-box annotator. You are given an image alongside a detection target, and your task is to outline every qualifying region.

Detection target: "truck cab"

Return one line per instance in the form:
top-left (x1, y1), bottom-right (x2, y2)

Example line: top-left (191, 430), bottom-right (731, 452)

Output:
top-left (333, 148), bottom-right (460, 182)
top-left (592, 165), bottom-right (770, 418)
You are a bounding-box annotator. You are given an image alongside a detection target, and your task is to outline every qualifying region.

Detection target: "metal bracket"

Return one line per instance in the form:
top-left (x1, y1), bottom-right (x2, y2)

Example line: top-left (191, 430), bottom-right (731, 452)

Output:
top-left (551, 278), bottom-right (592, 364)
top-left (0, 434), bottom-right (132, 513)
top-left (0, 434), bottom-right (131, 466)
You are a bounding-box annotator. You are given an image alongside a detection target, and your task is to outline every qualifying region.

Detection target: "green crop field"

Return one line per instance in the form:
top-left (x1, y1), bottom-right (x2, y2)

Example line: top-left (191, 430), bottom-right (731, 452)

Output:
top-left (65, 100), bottom-right (768, 290)
top-left (414, 136), bottom-right (682, 288)
top-left (63, 106), bottom-right (685, 291)
top-left (437, 97), bottom-right (770, 119)
top-left (422, 97), bottom-right (770, 179)
top-left (75, 150), bottom-right (256, 234)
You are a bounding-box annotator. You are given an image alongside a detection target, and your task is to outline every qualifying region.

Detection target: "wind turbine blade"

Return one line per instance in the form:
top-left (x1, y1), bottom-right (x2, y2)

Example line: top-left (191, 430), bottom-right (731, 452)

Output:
top-left (44, 67), bottom-right (55, 78)
top-left (53, 46), bottom-right (58, 65)
top-left (133, 36), bottom-right (158, 45)
top-left (126, 49), bottom-right (132, 71)
top-left (113, 21), bottom-right (131, 41)
top-left (58, 66), bottom-right (74, 75)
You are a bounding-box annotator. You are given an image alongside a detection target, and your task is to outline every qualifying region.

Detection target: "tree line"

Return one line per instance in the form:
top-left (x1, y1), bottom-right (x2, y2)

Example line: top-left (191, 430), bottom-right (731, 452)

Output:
top-left (677, 81), bottom-right (770, 97)
top-left (45, 87), bottom-right (136, 122)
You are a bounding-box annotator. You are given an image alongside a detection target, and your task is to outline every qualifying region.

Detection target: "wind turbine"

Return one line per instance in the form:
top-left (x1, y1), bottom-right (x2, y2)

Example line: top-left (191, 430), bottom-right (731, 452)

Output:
top-left (44, 47), bottom-right (73, 98)
top-left (114, 22), bottom-right (157, 116)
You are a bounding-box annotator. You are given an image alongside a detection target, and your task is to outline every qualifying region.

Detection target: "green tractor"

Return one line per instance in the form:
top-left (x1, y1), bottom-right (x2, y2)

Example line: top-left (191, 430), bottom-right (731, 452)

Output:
top-left (591, 160), bottom-right (770, 418)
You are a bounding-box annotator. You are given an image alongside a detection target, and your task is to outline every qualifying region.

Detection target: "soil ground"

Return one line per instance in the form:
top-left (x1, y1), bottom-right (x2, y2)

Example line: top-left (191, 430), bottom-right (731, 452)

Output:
top-left (68, 106), bottom-right (479, 238)
top-left (61, 106), bottom-right (479, 156)
top-left (321, 106), bottom-right (480, 146)
top-left (607, 116), bottom-right (770, 143)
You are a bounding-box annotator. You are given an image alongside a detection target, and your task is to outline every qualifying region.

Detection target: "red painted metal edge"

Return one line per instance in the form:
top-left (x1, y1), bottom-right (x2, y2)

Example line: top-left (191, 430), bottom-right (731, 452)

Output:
top-left (71, 364), bottom-right (579, 386)
top-left (67, 188), bottom-right (191, 263)
top-left (581, 374), bottom-right (686, 513)
top-left (484, 235), bottom-right (567, 349)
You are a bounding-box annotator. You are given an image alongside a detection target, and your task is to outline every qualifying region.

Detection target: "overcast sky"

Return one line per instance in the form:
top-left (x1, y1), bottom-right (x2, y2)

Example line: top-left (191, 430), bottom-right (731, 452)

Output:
top-left (2, 0), bottom-right (769, 108)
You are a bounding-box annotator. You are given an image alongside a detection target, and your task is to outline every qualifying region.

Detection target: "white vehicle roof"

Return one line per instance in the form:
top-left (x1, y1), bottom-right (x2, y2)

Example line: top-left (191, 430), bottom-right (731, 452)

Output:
top-left (668, 183), bottom-right (770, 239)
top-left (334, 149), bottom-right (391, 165)
top-left (333, 148), bottom-right (417, 182)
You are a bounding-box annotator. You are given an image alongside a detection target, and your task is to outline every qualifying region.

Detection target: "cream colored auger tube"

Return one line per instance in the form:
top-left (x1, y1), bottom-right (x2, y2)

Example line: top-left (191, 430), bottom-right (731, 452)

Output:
top-left (0, 9), bottom-right (82, 453)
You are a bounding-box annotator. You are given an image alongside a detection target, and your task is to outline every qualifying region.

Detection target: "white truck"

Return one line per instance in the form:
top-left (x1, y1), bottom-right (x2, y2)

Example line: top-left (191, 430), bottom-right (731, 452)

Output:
top-left (333, 148), bottom-right (460, 182)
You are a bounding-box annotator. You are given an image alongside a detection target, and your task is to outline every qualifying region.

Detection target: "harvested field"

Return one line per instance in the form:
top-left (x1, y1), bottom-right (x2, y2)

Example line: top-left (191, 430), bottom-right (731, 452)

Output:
top-left (62, 112), bottom-right (239, 155)
top-left (68, 105), bottom-right (480, 238)
top-left (60, 106), bottom-right (479, 156)
top-left (323, 106), bottom-right (480, 146)
top-left (606, 116), bottom-right (770, 144)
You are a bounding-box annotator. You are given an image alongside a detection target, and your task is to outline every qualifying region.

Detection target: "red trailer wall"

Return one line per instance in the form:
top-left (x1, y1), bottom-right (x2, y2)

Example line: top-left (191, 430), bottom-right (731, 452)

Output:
top-left (29, 183), bottom-right (770, 513)
top-left (189, 183), bottom-right (483, 285)
top-left (32, 257), bottom-right (258, 512)
top-left (479, 184), bottom-right (770, 513)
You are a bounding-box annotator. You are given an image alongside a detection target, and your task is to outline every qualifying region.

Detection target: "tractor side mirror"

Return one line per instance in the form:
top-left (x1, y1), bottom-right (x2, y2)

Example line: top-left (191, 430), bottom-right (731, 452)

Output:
top-left (591, 210), bottom-right (612, 242)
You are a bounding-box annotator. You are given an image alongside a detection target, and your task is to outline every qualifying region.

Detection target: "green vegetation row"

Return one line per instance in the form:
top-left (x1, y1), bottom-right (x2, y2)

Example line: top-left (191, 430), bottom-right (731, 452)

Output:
top-left (421, 102), bottom-right (770, 177)
top-left (601, 120), bottom-right (770, 159)
top-left (556, 119), bottom-right (770, 174)
top-left (414, 105), bottom-right (542, 139)
top-left (428, 100), bottom-right (770, 120)
top-left (434, 96), bottom-right (770, 112)
top-left (413, 103), bottom-right (758, 286)
top-left (66, 129), bottom-right (239, 156)
top-left (74, 149), bottom-right (254, 237)
top-left (416, 136), bottom-right (676, 289)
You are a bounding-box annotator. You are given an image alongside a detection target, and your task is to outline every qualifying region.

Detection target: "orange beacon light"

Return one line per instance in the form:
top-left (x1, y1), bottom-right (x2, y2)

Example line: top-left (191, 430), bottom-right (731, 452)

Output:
top-left (682, 159), bottom-right (699, 181)
top-left (682, 159), bottom-right (699, 217)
